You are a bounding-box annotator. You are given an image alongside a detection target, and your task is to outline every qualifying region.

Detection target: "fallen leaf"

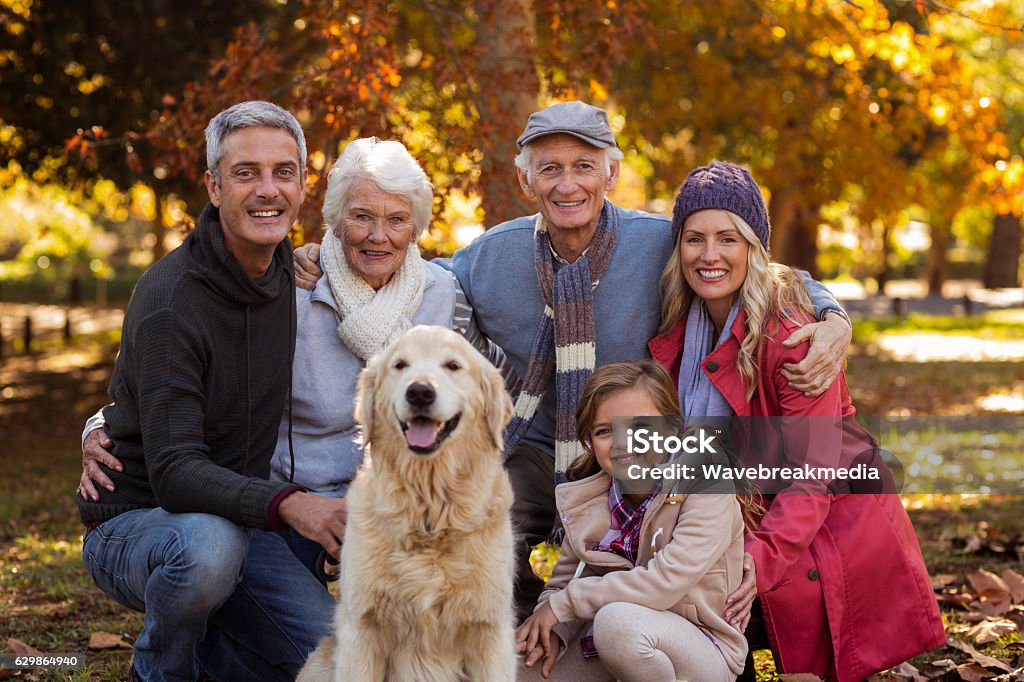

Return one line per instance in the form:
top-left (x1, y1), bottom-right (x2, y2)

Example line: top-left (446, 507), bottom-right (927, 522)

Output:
top-left (5, 638), bottom-right (42, 655)
top-left (922, 659), bottom-right (957, 680)
top-left (931, 573), bottom-right (959, 589)
top-left (949, 639), bottom-right (1013, 672)
top-left (969, 570), bottom-right (1013, 604)
top-left (88, 632), bottom-right (132, 650)
top-left (938, 591), bottom-right (975, 609)
top-left (1, 640), bottom-right (44, 682)
top-left (886, 661), bottom-right (925, 681)
top-left (1003, 569), bottom-right (1024, 604)
top-left (971, 599), bottom-right (1012, 618)
top-left (958, 663), bottom-right (996, 682)
top-left (966, 618), bottom-right (1019, 645)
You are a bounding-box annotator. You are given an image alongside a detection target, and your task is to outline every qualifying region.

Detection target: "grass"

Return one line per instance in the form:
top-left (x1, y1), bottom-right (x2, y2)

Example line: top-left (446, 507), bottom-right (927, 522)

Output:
top-left (3, 311), bottom-right (1024, 680)
top-left (852, 309), bottom-right (1024, 343)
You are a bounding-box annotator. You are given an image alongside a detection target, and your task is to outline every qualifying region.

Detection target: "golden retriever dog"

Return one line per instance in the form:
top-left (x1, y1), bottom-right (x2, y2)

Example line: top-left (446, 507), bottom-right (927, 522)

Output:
top-left (297, 325), bottom-right (517, 682)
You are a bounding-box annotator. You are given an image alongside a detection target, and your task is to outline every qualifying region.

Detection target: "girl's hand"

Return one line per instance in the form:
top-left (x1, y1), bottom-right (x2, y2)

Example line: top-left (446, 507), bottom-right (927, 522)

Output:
top-left (516, 602), bottom-right (560, 678)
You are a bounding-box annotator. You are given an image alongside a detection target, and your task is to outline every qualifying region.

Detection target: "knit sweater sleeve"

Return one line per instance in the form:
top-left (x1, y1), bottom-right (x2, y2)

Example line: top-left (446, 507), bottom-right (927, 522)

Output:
top-left (451, 277), bottom-right (522, 395)
top-left (133, 307), bottom-right (290, 528)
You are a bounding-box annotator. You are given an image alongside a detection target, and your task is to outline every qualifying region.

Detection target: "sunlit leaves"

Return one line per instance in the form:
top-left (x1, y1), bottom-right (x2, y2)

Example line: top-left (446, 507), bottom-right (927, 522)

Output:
top-left (0, 179), bottom-right (115, 280)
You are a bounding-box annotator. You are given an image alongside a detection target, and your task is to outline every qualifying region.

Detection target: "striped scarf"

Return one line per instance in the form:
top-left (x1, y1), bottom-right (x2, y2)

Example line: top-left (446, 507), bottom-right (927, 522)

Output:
top-left (503, 200), bottom-right (619, 481)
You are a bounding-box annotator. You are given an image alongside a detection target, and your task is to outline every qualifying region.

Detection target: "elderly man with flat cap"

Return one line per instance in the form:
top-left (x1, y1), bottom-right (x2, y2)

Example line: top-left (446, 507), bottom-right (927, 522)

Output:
top-left (294, 101), bottom-right (852, 624)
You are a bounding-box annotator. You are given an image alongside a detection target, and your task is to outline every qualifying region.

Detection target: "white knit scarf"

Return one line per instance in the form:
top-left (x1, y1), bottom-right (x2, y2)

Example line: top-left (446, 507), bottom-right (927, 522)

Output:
top-left (320, 228), bottom-right (426, 361)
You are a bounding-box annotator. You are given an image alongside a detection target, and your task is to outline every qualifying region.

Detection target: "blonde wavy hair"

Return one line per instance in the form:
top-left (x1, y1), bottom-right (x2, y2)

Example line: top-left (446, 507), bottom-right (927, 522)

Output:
top-left (658, 211), bottom-right (813, 400)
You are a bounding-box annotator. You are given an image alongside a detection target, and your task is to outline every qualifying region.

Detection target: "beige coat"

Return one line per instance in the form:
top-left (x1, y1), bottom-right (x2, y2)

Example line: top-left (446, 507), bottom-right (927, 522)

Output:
top-left (537, 471), bottom-right (748, 675)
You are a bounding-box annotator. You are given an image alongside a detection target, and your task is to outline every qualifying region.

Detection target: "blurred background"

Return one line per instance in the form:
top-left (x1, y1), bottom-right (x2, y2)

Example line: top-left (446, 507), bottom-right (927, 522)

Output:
top-left (0, 0), bottom-right (1021, 302)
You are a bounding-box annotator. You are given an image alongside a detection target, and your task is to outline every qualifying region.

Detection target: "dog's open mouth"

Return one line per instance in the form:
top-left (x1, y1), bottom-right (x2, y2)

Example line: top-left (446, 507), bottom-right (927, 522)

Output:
top-left (400, 414), bottom-right (461, 455)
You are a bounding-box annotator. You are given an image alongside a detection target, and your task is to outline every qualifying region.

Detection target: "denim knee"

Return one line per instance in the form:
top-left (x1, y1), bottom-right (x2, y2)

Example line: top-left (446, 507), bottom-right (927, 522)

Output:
top-left (159, 514), bottom-right (247, 614)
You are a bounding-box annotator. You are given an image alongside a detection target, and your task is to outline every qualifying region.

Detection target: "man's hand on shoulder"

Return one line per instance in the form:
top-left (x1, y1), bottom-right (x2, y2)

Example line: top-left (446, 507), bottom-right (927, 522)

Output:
top-left (781, 311), bottom-right (851, 397)
top-left (278, 491), bottom-right (347, 558)
top-left (294, 243), bottom-right (323, 291)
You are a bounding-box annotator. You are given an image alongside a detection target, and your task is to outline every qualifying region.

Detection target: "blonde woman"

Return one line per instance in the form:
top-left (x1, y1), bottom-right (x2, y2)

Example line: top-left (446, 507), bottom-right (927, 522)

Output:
top-left (649, 161), bottom-right (945, 681)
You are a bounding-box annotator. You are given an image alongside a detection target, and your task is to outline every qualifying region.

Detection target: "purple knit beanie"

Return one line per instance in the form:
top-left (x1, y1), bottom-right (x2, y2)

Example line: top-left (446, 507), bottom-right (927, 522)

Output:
top-left (671, 161), bottom-right (770, 250)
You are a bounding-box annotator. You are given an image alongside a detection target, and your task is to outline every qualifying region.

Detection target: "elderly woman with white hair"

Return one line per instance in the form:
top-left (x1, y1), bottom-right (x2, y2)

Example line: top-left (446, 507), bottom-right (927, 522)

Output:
top-left (80, 137), bottom-right (515, 579)
top-left (269, 136), bottom-right (516, 572)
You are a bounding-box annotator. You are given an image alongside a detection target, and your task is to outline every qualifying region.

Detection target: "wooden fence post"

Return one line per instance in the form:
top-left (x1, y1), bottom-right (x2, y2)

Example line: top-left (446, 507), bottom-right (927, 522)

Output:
top-left (23, 315), bottom-right (32, 355)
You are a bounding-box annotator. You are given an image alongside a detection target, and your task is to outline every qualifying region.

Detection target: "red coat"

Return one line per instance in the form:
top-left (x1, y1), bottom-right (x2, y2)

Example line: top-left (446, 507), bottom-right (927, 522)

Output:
top-left (649, 309), bottom-right (945, 682)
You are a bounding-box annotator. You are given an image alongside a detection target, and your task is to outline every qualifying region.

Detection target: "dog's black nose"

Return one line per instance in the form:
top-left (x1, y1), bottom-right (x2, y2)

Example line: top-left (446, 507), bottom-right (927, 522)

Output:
top-left (405, 382), bottom-right (436, 408)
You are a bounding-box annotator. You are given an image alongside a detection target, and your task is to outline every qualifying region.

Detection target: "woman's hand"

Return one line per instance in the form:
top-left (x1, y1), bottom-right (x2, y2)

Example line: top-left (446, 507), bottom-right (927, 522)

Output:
top-left (516, 602), bottom-right (560, 678)
top-left (294, 243), bottom-right (323, 291)
top-left (725, 551), bottom-right (757, 631)
top-left (80, 428), bottom-right (122, 501)
top-left (781, 312), bottom-right (851, 397)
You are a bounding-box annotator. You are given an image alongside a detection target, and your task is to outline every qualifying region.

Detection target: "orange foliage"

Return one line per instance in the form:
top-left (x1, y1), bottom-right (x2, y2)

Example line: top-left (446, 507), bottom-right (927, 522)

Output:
top-left (128, 0), bottom-right (1012, 259)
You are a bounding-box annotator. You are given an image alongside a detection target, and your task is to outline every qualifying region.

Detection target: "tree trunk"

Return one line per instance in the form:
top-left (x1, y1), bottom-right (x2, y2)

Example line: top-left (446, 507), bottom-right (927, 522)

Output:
top-left (473, 0), bottom-right (539, 228)
top-left (983, 212), bottom-right (1022, 288)
top-left (926, 221), bottom-right (950, 296)
top-left (768, 183), bottom-right (800, 264)
top-left (877, 222), bottom-right (892, 295)
top-left (790, 203), bottom-right (819, 276)
top-left (151, 188), bottom-right (167, 263)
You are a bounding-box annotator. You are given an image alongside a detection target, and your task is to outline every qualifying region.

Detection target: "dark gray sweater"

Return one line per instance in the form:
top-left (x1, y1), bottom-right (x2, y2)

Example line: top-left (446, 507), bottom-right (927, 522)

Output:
top-left (77, 204), bottom-right (296, 529)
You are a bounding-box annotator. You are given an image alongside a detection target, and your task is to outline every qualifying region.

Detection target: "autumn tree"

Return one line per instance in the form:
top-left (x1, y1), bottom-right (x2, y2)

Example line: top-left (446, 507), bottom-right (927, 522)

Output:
top-left (4, 0), bottom-right (1011, 288)
top-left (0, 0), bottom-right (297, 263)
top-left (600, 0), bottom-right (1001, 291)
top-left (921, 0), bottom-right (1024, 288)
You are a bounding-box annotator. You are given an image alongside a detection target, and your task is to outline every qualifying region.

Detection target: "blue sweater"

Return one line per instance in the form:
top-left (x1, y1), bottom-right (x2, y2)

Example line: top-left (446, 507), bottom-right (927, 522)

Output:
top-left (448, 205), bottom-right (672, 456)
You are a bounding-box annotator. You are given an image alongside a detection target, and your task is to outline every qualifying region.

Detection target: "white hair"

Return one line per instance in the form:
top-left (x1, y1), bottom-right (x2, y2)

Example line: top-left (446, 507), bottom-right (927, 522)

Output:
top-left (204, 101), bottom-right (306, 185)
top-left (322, 137), bottom-right (433, 238)
top-left (513, 142), bottom-right (624, 182)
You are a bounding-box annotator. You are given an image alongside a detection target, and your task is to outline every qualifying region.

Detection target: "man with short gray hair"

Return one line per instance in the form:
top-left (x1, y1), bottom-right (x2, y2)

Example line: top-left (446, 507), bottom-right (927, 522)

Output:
top-left (76, 101), bottom-right (337, 681)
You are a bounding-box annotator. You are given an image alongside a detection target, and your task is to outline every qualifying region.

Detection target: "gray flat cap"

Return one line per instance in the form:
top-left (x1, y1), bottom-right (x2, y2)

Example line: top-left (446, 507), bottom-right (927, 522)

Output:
top-left (516, 101), bottom-right (618, 150)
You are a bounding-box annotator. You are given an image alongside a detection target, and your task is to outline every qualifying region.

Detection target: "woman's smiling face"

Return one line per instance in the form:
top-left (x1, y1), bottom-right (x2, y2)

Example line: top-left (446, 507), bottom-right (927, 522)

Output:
top-left (338, 180), bottom-right (417, 290)
top-left (679, 209), bottom-right (749, 319)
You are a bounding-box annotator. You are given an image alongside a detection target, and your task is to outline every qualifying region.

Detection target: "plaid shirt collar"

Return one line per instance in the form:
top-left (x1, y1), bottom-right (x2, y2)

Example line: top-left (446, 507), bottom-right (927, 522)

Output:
top-left (593, 480), bottom-right (657, 564)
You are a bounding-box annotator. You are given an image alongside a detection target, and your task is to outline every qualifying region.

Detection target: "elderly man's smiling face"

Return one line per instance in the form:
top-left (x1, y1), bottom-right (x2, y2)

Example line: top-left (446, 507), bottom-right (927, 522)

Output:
top-left (517, 133), bottom-right (620, 238)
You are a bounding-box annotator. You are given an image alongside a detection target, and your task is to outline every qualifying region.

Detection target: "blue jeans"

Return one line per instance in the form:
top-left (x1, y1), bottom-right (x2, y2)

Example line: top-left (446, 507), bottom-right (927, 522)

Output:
top-left (82, 509), bottom-right (333, 682)
top-left (283, 528), bottom-right (327, 583)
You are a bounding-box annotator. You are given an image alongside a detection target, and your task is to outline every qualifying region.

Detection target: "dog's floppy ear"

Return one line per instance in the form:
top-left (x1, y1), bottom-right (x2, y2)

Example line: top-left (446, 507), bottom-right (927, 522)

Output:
top-left (483, 364), bottom-right (514, 451)
top-left (355, 353), bottom-right (381, 448)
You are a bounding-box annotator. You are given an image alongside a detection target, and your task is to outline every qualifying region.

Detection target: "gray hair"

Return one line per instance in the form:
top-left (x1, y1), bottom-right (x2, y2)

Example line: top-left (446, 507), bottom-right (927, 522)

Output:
top-left (205, 101), bottom-right (307, 185)
top-left (513, 143), bottom-right (624, 182)
top-left (322, 137), bottom-right (433, 238)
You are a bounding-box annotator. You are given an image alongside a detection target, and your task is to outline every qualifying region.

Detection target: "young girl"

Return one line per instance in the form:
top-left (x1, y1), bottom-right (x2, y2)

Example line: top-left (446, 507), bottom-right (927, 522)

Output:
top-left (649, 160), bottom-right (945, 681)
top-left (516, 360), bottom-right (747, 682)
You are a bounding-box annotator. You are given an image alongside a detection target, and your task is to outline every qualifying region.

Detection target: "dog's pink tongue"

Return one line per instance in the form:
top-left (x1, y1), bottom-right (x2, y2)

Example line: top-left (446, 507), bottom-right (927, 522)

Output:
top-left (405, 419), bottom-right (441, 448)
